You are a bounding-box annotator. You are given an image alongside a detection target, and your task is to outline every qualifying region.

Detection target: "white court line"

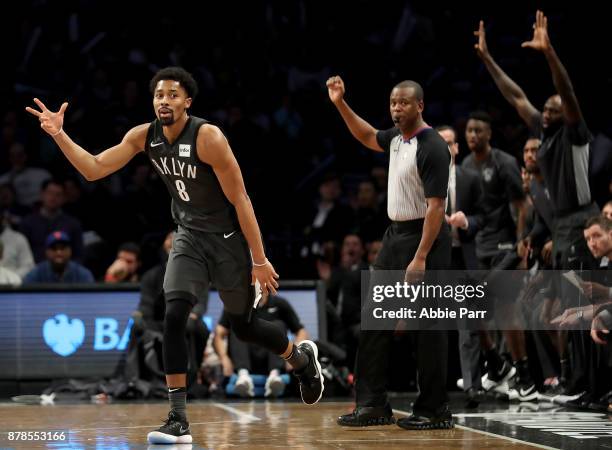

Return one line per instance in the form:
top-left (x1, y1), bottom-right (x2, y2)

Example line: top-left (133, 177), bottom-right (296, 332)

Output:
top-left (392, 408), bottom-right (558, 450)
top-left (212, 403), bottom-right (261, 423)
top-left (454, 412), bottom-right (603, 417)
top-left (453, 425), bottom-right (559, 450)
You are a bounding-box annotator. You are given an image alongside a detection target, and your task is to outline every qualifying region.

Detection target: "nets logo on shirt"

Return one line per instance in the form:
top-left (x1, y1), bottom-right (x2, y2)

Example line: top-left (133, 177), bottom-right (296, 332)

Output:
top-left (179, 144), bottom-right (191, 157)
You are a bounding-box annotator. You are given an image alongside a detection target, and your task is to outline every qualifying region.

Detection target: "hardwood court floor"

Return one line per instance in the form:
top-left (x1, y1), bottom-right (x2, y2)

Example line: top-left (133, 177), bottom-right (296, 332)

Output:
top-left (0, 400), bottom-right (541, 449)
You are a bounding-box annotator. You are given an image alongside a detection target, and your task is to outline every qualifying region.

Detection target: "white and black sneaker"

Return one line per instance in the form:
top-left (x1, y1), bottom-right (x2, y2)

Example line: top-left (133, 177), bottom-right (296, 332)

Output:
top-left (265, 370), bottom-right (286, 398)
top-left (147, 410), bottom-right (192, 444)
top-left (508, 383), bottom-right (539, 402)
top-left (481, 361), bottom-right (516, 394)
top-left (234, 369), bottom-right (255, 398)
top-left (294, 340), bottom-right (324, 405)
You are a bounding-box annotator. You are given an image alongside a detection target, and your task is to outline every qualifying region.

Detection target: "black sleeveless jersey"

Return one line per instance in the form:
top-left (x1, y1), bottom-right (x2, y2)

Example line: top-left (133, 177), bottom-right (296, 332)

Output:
top-left (144, 116), bottom-right (238, 233)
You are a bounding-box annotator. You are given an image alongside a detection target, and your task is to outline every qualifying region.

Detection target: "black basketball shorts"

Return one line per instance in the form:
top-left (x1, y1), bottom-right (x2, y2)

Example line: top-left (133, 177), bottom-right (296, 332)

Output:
top-left (163, 225), bottom-right (255, 315)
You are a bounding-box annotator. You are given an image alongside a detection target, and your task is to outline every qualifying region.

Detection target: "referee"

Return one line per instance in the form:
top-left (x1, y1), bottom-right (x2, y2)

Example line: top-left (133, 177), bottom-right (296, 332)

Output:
top-left (327, 76), bottom-right (452, 430)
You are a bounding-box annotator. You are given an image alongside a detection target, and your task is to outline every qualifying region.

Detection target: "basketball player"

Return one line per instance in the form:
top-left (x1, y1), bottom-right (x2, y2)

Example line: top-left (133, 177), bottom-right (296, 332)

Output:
top-left (26, 67), bottom-right (323, 445)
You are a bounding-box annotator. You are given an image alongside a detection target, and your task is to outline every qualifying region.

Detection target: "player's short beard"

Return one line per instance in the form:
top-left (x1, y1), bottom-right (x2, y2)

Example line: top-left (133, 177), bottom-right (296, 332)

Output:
top-left (160, 113), bottom-right (175, 126)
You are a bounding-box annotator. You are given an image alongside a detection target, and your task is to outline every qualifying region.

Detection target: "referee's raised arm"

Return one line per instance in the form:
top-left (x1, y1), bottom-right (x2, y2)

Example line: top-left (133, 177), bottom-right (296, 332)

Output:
top-left (326, 75), bottom-right (384, 152)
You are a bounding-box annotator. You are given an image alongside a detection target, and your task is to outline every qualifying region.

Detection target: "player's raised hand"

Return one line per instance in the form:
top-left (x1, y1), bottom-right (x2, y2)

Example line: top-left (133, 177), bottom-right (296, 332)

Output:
top-left (521, 10), bottom-right (551, 52)
top-left (25, 98), bottom-right (68, 137)
top-left (326, 76), bottom-right (345, 105)
top-left (473, 20), bottom-right (490, 59)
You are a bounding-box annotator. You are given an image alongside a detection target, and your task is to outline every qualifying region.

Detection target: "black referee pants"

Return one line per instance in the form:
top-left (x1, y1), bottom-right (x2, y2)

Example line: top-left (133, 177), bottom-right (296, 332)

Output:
top-left (355, 219), bottom-right (451, 415)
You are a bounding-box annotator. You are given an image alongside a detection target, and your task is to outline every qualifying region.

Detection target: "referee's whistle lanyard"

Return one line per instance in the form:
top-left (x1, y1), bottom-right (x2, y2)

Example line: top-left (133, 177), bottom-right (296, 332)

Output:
top-left (401, 125), bottom-right (431, 142)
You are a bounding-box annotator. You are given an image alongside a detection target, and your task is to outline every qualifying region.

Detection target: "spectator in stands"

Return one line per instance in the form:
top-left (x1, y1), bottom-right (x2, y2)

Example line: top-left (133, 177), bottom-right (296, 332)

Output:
top-left (62, 176), bottom-right (90, 230)
top-left (0, 241), bottom-right (21, 286)
top-left (0, 142), bottom-right (51, 207)
top-left (0, 212), bottom-right (34, 278)
top-left (603, 200), bottom-right (612, 221)
top-left (370, 166), bottom-right (388, 210)
top-left (303, 173), bottom-right (354, 258)
top-left (366, 240), bottom-right (383, 271)
top-left (213, 293), bottom-right (309, 398)
top-left (0, 183), bottom-right (30, 228)
top-left (326, 234), bottom-right (368, 370)
top-left (23, 231), bottom-right (93, 283)
top-left (105, 242), bottom-right (141, 283)
top-left (273, 94), bottom-right (304, 141)
top-left (20, 179), bottom-right (84, 262)
top-left (353, 180), bottom-right (388, 243)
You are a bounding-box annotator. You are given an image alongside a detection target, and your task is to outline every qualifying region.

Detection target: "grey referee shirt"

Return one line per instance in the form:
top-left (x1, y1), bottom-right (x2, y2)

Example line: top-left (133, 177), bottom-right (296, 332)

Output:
top-left (376, 127), bottom-right (451, 221)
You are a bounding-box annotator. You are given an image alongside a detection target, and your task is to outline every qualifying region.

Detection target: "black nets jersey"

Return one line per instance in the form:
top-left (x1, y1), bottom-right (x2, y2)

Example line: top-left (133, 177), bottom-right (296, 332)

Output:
top-left (144, 116), bottom-right (238, 233)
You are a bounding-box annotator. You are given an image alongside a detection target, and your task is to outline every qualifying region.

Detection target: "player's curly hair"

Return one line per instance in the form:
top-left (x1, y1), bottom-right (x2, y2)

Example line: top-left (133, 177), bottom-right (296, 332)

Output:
top-left (149, 67), bottom-right (199, 99)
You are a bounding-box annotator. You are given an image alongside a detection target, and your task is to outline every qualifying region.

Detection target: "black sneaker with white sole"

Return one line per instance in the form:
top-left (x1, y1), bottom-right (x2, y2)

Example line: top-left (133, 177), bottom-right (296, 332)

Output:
top-left (481, 361), bottom-right (516, 393)
top-left (509, 383), bottom-right (539, 402)
top-left (487, 361), bottom-right (515, 383)
top-left (294, 340), bottom-right (324, 405)
top-left (147, 410), bottom-right (192, 444)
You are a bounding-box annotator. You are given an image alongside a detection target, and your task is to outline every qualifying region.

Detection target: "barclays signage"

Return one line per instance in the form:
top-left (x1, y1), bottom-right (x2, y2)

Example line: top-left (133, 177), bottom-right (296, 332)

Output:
top-left (0, 287), bottom-right (317, 380)
top-left (42, 314), bottom-right (85, 356)
top-left (92, 318), bottom-right (133, 352)
top-left (43, 314), bottom-right (133, 356)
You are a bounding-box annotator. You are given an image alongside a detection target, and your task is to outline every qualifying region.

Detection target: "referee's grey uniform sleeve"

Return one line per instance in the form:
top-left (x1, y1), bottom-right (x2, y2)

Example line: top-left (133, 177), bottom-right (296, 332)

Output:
top-left (417, 138), bottom-right (450, 198)
top-left (376, 128), bottom-right (400, 153)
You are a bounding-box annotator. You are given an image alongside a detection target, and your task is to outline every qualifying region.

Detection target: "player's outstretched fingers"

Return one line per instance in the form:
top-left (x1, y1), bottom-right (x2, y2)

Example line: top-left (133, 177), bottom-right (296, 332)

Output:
top-left (25, 106), bottom-right (42, 117)
top-left (33, 98), bottom-right (50, 112)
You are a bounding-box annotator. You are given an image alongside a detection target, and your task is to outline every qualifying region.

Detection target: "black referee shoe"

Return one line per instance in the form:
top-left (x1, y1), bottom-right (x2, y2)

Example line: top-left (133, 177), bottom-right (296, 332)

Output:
top-left (294, 340), bottom-right (324, 405)
top-left (147, 410), bottom-right (193, 444)
top-left (337, 403), bottom-right (396, 427)
top-left (397, 406), bottom-right (454, 430)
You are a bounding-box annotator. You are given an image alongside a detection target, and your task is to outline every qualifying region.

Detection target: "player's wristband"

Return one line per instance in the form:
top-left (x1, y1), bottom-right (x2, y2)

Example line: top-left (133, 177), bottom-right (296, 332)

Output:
top-left (50, 128), bottom-right (63, 137)
top-left (252, 258), bottom-right (268, 267)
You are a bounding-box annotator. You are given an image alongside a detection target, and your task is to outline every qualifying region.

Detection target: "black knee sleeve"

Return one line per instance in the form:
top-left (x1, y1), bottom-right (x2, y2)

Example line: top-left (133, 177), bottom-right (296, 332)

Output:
top-left (226, 312), bottom-right (289, 355)
top-left (163, 298), bottom-right (192, 374)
